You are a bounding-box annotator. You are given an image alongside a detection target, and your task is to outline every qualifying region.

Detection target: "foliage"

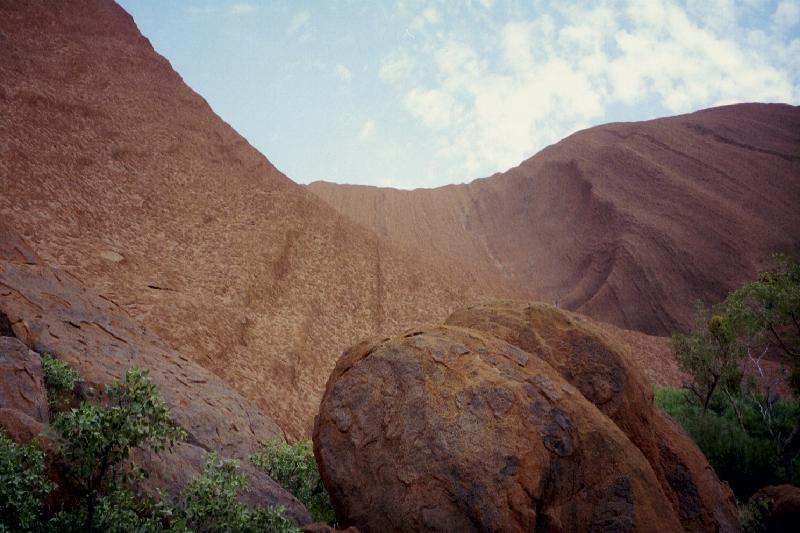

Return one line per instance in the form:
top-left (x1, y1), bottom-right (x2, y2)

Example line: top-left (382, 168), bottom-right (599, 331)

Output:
top-left (739, 495), bottom-right (771, 533)
top-left (252, 439), bottom-right (335, 524)
top-left (40, 354), bottom-right (80, 411)
top-left (52, 367), bottom-right (186, 532)
top-left (178, 453), bottom-right (300, 533)
top-left (672, 302), bottom-right (744, 413)
top-left (726, 254), bottom-right (800, 394)
top-left (656, 387), bottom-right (799, 499)
top-left (0, 432), bottom-right (54, 532)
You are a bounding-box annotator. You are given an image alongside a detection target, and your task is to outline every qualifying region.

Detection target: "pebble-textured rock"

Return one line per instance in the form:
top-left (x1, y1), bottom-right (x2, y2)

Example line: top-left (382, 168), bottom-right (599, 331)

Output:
top-left (445, 301), bottom-right (739, 532)
top-left (314, 326), bottom-right (685, 532)
top-left (0, 336), bottom-right (48, 423)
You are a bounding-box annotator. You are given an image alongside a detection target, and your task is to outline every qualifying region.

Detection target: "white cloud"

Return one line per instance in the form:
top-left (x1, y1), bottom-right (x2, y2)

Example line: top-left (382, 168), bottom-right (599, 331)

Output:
top-left (380, 0), bottom-right (798, 179)
top-left (411, 7), bottom-right (440, 30)
top-left (335, 64), bottom-right (352, 82)
top-left (405, 88), bottom-right (460, 129)
top-left (772, 1), bottom-right (800, 33)
top-left (229, 2), bottom-right (256, 15)
top-left (358, 120), bottom-right (376, 141)
top-left (288, 11), bottom-right (310, 35)
top-left (379, 52), bottom-right (415, 83)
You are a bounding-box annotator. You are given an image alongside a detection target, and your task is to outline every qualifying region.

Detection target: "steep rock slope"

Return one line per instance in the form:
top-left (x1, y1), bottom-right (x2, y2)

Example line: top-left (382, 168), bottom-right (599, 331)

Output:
top-left (0, 0), bottom-right (495, 437)
top-left (310, 103), bottom-right (800, 335)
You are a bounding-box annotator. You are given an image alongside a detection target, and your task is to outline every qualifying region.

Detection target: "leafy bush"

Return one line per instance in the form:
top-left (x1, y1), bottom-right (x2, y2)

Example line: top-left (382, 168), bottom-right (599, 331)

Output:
top-left (655, 387), bottom-right (800, 499)
top-left (178, 453), bottom-right (299, 533)
top-left (252, 439), bottom-right (334, 524)
top-left (52, 367), bottom-right (185, 531)
top-left (739, 495), bottom-right (770, 533)
top-left (40, 354), bottom-right (80, 410)
top-left (0, 432), bottom-right (53, 532)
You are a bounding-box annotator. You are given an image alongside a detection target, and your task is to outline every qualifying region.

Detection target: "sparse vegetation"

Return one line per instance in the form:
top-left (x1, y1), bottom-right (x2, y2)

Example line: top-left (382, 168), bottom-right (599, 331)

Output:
top-left (252, 439), bottom-right (334, 524)
top-left (40, 353), bottom-right (80, 410)
top-left (657, 255), bottom-right (800, 528)
top-left (1, 357), bottom-right (302, 532)
top-left (0, 432), bottom-right (53, 532)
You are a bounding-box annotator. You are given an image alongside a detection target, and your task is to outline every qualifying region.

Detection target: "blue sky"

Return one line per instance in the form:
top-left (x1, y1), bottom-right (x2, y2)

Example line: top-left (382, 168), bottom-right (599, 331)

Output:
top-left (118, 0), bottom-right (800, 189)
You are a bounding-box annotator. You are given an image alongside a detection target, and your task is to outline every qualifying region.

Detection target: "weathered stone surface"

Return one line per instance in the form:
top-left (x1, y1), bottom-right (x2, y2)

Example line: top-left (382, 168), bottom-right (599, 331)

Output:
top-left (314, 326), bottom-right (685, 532)
top-left (445, 301), bottom-right (739, 533)
top-left (132, 443), bottom-right (312, 526)
top-left (749, 485), bottom-right (800, 533)
top-left (0, 336), bottom-right (48, 422)
top-left (0, 407), bottom-right (45, 444)
top-left (301, 522), bottom-right (360, 533)
top-left (0, 225), bottom-right (311, 524)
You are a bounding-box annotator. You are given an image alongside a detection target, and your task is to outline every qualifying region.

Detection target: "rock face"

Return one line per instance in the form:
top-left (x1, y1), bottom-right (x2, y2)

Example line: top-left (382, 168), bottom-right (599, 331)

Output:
top-left (0, 336), bottom-right (48, 422)
top-left (314, 326), bottom-right (687, 532)
top-left (314, 304), bottom-right (740, 532)
top-left (749, 485), bottom-right (800, 533)
top-left (0, 224), bottom-right (310, 524)
top-left (309, 103), bottom-right (800, 336)
top-left (445, 302), bottom-right (738, 532)
top-left (0, 0), bottom-right (490, 438)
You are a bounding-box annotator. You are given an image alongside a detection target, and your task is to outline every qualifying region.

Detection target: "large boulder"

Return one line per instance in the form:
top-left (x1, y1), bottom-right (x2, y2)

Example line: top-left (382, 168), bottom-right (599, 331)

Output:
top-left (314, 326), bottom-right (685, 532)
top-left (748, 485), bottom-right (800, 533)
top-left (0, 336), bottom-right (48, 422)
top-left (445, 301), bottom-right (739, 532)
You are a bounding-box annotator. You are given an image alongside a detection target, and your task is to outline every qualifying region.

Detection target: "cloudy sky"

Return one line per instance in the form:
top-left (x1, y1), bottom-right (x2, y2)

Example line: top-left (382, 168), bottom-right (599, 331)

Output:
top-left (118, 0), bottom-right (800, 189)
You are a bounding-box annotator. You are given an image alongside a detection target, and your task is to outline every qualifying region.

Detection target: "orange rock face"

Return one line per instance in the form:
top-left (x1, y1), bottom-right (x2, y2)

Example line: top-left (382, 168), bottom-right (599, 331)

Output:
top-left (0, 0), bottom-right (489, 438)
top-left (445, 302), bottom-right (739, 532)
top-left (314, 323), bottom-right (699, 532)
top-left (309, 103), bottom-right (800, 336)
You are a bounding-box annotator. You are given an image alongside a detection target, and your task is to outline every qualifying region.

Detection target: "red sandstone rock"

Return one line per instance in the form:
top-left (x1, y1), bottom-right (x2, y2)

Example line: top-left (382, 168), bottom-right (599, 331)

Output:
top-left (131, 443), bottom-right (312, 526)
top-left (749, 485), bottom-right (800, 533)
top-left (445, 301), bottom-right (739, 532)
top-left (309, 104), bottom-right (800, 337)
top-left (314, 326), bottom-right (686, 532)
top-left (0, 407), bottom-right (45, 444)
top-left (0, 336), bottom-right (48, 422)
top-left (0, 224), bottom-right (310, 524)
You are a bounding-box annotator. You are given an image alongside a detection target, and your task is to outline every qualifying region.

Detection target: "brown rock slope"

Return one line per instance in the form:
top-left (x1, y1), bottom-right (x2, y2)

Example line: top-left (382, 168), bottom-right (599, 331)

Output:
top-left (309, 103), bottom-right (800, 335)
top-left (0, 0), bottom-right (495, 437)
top-left (0, 223), bottom-right (312, 523)
top-left (314, 304), bottom-right (739, 532)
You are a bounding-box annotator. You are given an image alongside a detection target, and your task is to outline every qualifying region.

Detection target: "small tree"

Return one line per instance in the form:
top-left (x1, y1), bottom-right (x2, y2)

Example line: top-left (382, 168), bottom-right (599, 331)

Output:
top-left (673, 301), bottom-right (744, 414)
top-left (52, 368), bottom-right (185, 532)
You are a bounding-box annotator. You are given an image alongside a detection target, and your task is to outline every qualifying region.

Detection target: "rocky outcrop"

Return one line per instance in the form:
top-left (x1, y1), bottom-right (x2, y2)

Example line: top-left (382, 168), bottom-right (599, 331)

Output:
top-left (0, 336), bottom-right (48, 422)
top-left (314, 303), bottom-right (740, 532)
top-left (0, 224), bottom-right (310, 524)
top-left (131, 443), bottom-right (312, 526)
top-left (748, 485), bottom-right (800, 533)
top-left (0, 0), bottom-right (486, 439)
top-left (314, 326), bottom-right (687, 532)
top-left (445, 301), bottom-right (738, 532)
top-left (309, 103), bottom-right (800, 336)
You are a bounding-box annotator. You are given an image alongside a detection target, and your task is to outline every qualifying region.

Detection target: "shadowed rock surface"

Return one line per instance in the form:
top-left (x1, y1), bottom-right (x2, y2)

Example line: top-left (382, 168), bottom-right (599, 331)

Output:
top-left (314, 325), bottom-right (689, 533)
top-left (0, 0), bottom-right (495, 437)
top-left (0, 336), bottom-right (48, 422)
top-left (0, 223), bottom-right (311, 523)
top-left (309, 103), bottom-right (800, 336)
top-left (445, 301), bottom-right (738, 532)
top-left (748, 485), bottom-right (800, 533)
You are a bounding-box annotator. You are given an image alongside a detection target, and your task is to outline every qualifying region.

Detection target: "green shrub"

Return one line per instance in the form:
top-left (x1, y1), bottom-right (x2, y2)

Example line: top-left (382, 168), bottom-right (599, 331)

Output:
top-left (178, 453), bottom-right (299, 533)
top-left (739, 495), bottom-right (770, 533)
top-left (655, 387), bottom-right (800, 499)
top-left (252, 439), bottom-right (334, 524)
top-left (40, 354), bottom-right (80, 410)
top-left (0, 432), bottom-right (53, 532)
top-left (52, 367), bottom-right (185, 531)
